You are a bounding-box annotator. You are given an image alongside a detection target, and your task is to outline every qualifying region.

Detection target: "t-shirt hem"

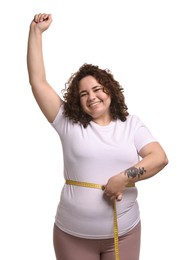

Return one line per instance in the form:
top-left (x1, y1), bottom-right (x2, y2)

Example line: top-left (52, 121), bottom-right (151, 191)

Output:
top-left (54, 217), bottom-right (140, 239)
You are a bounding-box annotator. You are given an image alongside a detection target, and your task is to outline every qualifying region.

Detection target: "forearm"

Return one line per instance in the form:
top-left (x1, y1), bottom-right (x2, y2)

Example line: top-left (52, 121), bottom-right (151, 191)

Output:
top-left (123, 149), bottom-right (168, 184)
top-left (27, 27), bottom-right (46, 87)
top-left (122, 157), bottom-right (166, 183)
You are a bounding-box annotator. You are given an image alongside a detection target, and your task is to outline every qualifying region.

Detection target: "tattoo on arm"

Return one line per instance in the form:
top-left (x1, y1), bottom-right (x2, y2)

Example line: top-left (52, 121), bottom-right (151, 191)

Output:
top-left (124, 167), bottom-right (146, 179)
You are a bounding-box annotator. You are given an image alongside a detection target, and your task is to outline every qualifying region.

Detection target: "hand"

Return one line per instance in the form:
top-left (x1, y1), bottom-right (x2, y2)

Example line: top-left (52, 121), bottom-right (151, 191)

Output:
top-left (30, 13), bottom-right (52, 33)
top-left (103, 173), bottom-right (128, 201)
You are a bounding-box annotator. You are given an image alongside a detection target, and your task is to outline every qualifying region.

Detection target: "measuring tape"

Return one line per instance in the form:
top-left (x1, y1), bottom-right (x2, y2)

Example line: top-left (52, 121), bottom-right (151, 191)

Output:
top-left (66, 179), bottom-right (135, 260)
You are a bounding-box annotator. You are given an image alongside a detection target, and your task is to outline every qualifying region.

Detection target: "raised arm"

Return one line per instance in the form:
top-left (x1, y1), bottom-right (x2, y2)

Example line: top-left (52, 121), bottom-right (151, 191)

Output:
top-left (27, 13), bottom-right (63, 123)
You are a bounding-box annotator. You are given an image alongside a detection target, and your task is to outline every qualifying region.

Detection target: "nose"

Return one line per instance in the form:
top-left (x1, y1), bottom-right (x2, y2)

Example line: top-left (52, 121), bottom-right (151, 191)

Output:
top-left (88, 91), bottom-right (96, 101)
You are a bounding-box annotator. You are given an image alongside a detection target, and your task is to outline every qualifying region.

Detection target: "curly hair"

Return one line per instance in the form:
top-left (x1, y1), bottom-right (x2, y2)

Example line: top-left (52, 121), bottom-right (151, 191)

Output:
top-left (62, 63), bottom-right (129, 128)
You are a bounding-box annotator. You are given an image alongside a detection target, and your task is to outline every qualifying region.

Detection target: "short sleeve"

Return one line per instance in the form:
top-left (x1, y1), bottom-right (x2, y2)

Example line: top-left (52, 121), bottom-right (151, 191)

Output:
top-left (133, 116), bottom-right (157, 152)
top-left (51, 104), bottom-right (64, 134)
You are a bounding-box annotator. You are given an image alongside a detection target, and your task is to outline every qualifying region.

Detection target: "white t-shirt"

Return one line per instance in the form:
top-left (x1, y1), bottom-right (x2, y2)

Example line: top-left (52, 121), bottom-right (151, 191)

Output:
top-left (51, 105), bottom-right (156, 239)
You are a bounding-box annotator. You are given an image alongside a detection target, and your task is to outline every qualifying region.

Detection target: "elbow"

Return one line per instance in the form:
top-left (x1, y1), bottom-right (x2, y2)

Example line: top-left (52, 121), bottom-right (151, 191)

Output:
top-left (161, 153), bottom-right (169, 169)
top-left (165, 156), bottom-right (169, 166)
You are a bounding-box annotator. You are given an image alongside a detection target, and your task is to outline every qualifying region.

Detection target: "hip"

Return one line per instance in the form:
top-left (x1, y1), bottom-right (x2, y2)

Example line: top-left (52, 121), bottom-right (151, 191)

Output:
top-left (55, 187), bottom-right (140, 239)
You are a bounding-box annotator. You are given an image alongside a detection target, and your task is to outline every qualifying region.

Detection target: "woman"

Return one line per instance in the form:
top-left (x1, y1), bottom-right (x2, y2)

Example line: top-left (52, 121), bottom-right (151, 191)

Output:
top-left (27, 13), bottom-right (168, 260)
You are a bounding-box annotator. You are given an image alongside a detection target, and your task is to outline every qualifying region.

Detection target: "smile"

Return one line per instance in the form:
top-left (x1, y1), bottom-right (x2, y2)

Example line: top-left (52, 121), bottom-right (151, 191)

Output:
top-left (89, 101), bottom-right (101, 107)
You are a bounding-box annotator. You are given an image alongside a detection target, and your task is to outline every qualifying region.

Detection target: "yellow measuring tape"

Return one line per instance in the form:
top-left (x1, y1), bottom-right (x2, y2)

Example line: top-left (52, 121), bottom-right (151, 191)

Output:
top-left (66, 179), bottom-right (135, 260)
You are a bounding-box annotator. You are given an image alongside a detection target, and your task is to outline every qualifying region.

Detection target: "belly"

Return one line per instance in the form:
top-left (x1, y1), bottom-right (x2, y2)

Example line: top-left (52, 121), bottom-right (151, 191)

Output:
top-left (54, 185), bottom-right (140, 239)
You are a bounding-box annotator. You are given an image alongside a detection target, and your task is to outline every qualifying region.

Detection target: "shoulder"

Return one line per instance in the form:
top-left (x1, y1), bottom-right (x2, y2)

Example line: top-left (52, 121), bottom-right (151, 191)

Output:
top-left (126, 114), bottom-right (141, 121)
top-left (50, 103), bottom-right (67, 132)
top-left (52, 104), bottom-right (65, 123)
top-left (123, 114), bottom-right (143, 127)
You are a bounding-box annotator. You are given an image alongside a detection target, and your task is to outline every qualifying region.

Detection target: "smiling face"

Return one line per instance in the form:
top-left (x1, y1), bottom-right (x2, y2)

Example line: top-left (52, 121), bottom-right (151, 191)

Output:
top-left (78, 75), bottom-right (112, 125)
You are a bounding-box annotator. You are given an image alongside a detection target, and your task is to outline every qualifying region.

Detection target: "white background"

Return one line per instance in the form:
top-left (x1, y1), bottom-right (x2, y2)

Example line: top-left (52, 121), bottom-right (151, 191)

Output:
top-left (0, 0), bottom-right (183, 259)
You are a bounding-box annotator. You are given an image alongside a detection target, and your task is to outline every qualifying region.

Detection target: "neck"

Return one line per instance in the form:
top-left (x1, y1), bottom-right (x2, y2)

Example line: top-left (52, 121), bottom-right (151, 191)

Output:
top-left (92, 115), bottom-right (112, 126)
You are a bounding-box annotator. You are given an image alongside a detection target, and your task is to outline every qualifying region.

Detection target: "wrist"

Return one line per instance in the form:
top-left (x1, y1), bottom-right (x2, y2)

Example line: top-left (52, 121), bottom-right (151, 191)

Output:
top-left (119, 172), bottom-right (132, 186)
top-left (30, 23), bottom-right (43, 35)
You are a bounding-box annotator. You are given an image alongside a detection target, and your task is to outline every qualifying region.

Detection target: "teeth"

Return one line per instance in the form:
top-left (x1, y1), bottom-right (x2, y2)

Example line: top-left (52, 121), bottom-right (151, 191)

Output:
top-left (89, 102), bottom-right (100, 107)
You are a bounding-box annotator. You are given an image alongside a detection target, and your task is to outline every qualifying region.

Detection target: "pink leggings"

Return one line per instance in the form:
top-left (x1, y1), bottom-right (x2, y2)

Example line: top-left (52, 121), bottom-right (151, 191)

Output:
top-left (53, 222), bottom-right (141, 260)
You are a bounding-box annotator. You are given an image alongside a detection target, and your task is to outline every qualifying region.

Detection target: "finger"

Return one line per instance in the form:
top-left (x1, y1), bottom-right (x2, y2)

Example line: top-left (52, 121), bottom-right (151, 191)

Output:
top-left (110, 196), bottom-right (116, 201)
top-left (102, 185), bottom-right (105, 191)
top-left (34, 13), bottom-right (50, 23)
top-left (38, 13), bottom-right (46, 22)
top-left (105, 192), bottom-right (112, 197)
top-left (116, 194), bottom-right (123, 201)
top-left (33, 14), bottom-right (39, 23)
top-left (34, 14), bottom-right (43, 23)
top-left (42, 13), bottom-right (51, 21)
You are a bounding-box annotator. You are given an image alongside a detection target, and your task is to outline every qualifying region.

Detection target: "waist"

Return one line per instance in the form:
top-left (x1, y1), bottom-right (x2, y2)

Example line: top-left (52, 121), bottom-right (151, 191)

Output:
top-left (64, 179), bottom-right (136, 260)
top-left (55, 180), bottom-right (138, 239)
top-left (65, 179), bottom-right (135, 189)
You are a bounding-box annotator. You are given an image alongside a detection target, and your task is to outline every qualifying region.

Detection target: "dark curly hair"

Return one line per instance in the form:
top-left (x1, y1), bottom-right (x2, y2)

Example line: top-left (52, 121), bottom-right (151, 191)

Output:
top-left (62, 63), bottom-right (129, 127)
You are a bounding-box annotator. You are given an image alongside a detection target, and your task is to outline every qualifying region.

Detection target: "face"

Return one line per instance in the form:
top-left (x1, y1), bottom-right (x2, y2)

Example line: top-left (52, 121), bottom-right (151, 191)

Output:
top-left (78, 75), bottom-right (111, 124)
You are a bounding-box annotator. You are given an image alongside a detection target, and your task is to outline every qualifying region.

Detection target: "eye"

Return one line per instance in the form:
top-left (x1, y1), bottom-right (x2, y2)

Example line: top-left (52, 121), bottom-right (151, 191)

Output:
top-left (94, 87), bottom-right (103, 92)
top-left (79, 92), bottom-right (87, 97)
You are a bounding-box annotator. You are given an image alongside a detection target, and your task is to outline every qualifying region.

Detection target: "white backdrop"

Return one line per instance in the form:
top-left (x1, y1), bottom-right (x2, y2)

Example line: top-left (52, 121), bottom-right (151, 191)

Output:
top-left (0, 0), bottom-right (183, 259)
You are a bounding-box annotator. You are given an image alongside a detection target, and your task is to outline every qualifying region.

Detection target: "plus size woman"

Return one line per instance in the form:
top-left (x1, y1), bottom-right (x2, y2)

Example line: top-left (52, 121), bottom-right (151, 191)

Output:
top-left (27, 13), bottom-right (168, 260)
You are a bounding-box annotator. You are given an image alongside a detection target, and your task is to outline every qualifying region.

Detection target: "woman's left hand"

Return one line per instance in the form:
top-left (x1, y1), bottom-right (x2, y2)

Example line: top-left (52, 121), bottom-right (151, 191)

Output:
top-left (103, 173), bottom-right (128, 201)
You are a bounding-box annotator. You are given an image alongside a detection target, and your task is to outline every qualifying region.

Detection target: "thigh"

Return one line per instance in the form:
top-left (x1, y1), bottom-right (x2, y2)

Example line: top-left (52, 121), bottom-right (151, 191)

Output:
top-left (101, 222), bottom-right (141, 260)
top-left (53, 224), bottom-right (100, 260)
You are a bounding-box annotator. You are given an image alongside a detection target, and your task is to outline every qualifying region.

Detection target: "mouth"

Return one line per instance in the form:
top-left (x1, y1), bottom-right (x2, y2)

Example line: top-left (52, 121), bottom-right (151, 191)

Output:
top-left (88, 101), bottom-right (101, 108)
